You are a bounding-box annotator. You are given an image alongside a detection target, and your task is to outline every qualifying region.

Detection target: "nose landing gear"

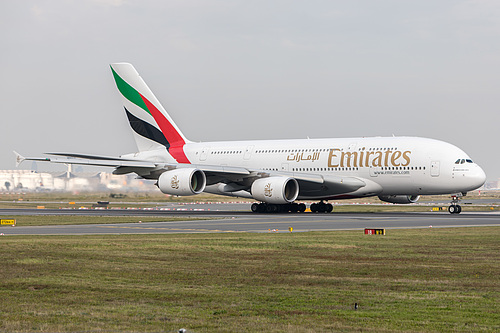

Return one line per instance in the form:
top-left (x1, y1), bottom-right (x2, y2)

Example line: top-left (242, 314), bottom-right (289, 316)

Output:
top-left (448, 195), bottom-right (462, 214)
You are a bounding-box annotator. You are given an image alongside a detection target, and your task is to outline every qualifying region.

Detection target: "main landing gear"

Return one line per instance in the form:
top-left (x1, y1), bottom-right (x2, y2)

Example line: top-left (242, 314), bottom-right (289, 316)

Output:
top-left (448, 195), bottom-right (462, 214)
top-left (251, 201), bottom-right (333, 213)
top-left (310, 201), bottom-right (333, 213)
top-left (251, 202), bottom-right (306, 213)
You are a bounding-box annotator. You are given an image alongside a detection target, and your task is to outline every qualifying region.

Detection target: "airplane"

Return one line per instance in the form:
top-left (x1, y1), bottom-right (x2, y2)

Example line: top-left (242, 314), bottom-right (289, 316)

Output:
top-left (15, 63), bottom-right (486, 214)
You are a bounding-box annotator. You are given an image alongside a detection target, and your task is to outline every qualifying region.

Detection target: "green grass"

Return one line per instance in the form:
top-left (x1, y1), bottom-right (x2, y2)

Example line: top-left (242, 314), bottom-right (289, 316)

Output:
top-left (0, 228), bottom-right (498, 332)
top-left (0, 216), bottom-right (214, 227)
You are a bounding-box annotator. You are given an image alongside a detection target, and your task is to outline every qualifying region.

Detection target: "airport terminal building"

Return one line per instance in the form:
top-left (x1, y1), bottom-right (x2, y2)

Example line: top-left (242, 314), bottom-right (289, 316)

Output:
top-left (0, 170), bottom-right (156, 192)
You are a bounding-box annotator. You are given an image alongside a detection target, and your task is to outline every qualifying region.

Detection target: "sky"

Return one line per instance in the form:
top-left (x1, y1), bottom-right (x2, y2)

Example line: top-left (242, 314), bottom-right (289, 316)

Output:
top-left (1, 0), bottom-right (499, 181)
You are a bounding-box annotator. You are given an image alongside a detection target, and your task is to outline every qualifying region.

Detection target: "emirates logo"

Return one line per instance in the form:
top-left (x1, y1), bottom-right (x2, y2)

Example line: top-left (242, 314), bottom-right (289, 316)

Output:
top-left (264, 183), bottom-right (273, 197)
top-left (171, 175), bottom-right (180, 189)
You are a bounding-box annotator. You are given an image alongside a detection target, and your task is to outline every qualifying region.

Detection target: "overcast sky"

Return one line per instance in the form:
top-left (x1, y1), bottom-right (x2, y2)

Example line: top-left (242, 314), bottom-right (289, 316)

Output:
top-left (2, 0), bottom-right (499, 181)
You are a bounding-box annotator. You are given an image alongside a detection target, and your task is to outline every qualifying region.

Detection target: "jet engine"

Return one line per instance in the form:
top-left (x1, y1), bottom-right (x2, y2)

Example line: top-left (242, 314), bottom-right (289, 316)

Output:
top-left (251, 177), bottom-right (299, 204)
top-left (378, 195), bottom-right (420, 204)
top-left (157, 168), bottom-right (206, 196)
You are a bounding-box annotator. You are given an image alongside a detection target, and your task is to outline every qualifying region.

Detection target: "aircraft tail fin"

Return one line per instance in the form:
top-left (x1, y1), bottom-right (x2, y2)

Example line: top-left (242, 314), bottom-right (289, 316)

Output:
top-left (110, 63), bottom-right (191, 163)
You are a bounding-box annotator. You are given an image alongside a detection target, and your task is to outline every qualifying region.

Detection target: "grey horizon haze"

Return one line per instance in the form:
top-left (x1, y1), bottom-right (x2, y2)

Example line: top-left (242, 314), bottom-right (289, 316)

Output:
top-left (1, 1), bottom-right (499, 182)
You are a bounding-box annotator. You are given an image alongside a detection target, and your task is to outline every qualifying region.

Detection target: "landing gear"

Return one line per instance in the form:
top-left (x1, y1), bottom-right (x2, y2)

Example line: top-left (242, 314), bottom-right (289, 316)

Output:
top-left (448, 205), bottom-right (462, 214)
top-left (251, 202), bottom-right (306, 213)
top-left (310, 201), bottom-right (333, 213)
top-left (448, 195), bottom-right (462, 214)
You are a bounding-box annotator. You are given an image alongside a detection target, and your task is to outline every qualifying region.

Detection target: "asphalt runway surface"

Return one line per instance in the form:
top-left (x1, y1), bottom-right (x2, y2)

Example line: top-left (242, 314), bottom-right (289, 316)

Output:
top-left (1, 205), bottom-right (499, 235)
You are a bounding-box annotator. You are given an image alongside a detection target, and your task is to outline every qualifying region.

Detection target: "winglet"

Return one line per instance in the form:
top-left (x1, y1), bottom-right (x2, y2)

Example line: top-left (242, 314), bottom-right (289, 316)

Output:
top-left (14, 151), bottom-right (25, 167)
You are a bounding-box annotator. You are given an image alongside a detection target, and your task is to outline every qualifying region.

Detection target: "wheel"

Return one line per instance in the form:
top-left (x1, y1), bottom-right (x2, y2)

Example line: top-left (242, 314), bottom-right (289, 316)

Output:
top-left (310, 203), bottom-right (318, 213)
top-left (266, 204), bottom-right (278, 213)
top-left (298, 203), bottom-right (306, 212)
top-left (251, 203), bottom-right (259, 212)
top-left (456, 205), bottom-right (462, 214)
top-left (257, 203), bottom-right (266, 213)
top-left (448, 205), bottom-right (456, 214)
top-left (277, 204), bottom-right (287, 213)
top-left (326, 203), bottom-right (333, 213)
top-left (283, 203), bottom-right (293, 213)
top-left (290, 203), bottom-right (299, 213)
top-left (318, 202), bottom-right (326, 213)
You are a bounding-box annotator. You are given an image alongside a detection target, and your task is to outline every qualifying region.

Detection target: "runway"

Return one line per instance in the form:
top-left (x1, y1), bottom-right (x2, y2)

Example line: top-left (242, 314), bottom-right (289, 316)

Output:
top-left (1, 207), bottom-right (499, 235)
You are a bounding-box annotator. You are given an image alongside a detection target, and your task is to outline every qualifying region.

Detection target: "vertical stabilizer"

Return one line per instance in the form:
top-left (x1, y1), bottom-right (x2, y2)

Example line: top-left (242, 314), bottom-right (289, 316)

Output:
top-left (110, 63), bottom-right (191, 163)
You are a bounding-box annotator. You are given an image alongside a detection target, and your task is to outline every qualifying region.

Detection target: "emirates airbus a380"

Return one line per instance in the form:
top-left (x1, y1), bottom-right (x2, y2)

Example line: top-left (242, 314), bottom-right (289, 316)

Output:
top-left (16, 63), bottom-right (486, 214)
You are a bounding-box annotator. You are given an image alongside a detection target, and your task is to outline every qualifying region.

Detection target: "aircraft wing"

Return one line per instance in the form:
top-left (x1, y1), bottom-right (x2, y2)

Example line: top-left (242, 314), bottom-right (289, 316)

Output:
top-left (14, 151), bottom-right (157, 168)
top-left (14, 151), bottom-right (252, 177)
top-left (15, 151), bottom-right (366, 197)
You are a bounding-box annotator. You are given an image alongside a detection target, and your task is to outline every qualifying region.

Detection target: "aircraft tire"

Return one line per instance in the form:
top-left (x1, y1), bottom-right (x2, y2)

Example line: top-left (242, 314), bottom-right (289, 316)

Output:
top-left (448, 205), bottom-right (457, 214)
top-left (266, 204), bottom-right (278, 213)
top-left (257, 203), bottom-right (267, 213)
top-left (310, 203), bottom-right (318, 213)
top-left (298, 203), bottom-right (306, 212)
top-left (251, 203), bottom-right (259, 213)
top-left (456, 205), bottom-right (462, 214)
top-left (326, 203), bottom-right (333, 213)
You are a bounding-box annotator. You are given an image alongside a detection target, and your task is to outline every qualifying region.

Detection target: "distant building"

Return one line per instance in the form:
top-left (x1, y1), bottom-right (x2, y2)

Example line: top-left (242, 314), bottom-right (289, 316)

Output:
top-left (0, 170), bottom-right (156, 192)
top-left (484, 179), bottom-right (500, 190)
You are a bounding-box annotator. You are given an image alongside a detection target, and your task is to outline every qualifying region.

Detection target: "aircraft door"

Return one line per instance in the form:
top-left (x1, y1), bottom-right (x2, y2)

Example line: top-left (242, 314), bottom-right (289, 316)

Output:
top-left (244, 145), bottom-right (254, 160)
top-left (431, 161), bottom-right (440, 177)
top-left (200, 147), bottom-right (209, 161)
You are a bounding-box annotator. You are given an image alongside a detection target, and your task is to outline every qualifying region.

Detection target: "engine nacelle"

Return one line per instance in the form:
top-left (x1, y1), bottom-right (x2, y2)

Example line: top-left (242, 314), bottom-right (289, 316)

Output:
top-left (157, 168), bottom-right (206, 196)
top-left (251, 177), bottom-right (299, 204)
top-left (378, 195), bottom-right (420, 204)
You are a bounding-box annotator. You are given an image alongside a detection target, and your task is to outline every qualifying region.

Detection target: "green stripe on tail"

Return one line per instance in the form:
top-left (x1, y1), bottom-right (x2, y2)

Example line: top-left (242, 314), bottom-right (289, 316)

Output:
top-left (110, 66), bottom-right (150, 114)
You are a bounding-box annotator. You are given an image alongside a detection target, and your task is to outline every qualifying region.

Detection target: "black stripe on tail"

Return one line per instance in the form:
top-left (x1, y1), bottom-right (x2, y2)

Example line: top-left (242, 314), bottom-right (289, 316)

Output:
top-left (125, 107), bottom-right (170, 149)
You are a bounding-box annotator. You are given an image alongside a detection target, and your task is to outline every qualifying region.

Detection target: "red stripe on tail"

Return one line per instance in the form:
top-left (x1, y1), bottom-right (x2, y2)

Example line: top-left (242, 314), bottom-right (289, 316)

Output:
top-left (140, 94), bottom-right (190, 164)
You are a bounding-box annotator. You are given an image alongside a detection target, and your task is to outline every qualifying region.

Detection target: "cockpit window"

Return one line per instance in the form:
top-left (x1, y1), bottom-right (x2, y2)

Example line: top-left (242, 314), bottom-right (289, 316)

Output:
top-left (455, 158), bottom-right (473, 164)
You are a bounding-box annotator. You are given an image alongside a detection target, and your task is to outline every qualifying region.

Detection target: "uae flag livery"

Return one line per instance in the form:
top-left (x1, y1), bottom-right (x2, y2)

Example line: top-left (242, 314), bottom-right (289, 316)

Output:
top-left (111, 65), bottom-right (190, 164)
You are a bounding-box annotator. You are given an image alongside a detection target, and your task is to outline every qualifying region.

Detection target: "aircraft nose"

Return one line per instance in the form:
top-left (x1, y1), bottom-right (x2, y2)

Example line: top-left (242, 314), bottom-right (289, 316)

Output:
top-left (471, 165), bottom-right (487, 189)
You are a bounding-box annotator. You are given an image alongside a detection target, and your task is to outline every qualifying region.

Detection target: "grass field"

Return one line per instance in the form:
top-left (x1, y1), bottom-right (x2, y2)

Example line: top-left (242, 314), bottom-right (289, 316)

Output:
top-left (0, 216), bottom-right (214, 227)
top-left (1, 227), bottom-right (498, 332)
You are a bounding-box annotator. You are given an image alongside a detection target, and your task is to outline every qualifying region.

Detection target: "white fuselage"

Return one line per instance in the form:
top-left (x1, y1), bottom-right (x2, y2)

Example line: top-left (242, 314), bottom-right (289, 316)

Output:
top-left (131, 136), bottom-right (486, 200)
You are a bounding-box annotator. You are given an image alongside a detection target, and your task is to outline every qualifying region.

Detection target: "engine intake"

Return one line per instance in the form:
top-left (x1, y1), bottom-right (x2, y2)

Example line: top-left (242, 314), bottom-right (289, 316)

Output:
top-left (378, 195), bottom-right (420, 204)
top-left (251, 177), bottom-right (299, 204)
top-left (157, 168), bottom-right (206, 196)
